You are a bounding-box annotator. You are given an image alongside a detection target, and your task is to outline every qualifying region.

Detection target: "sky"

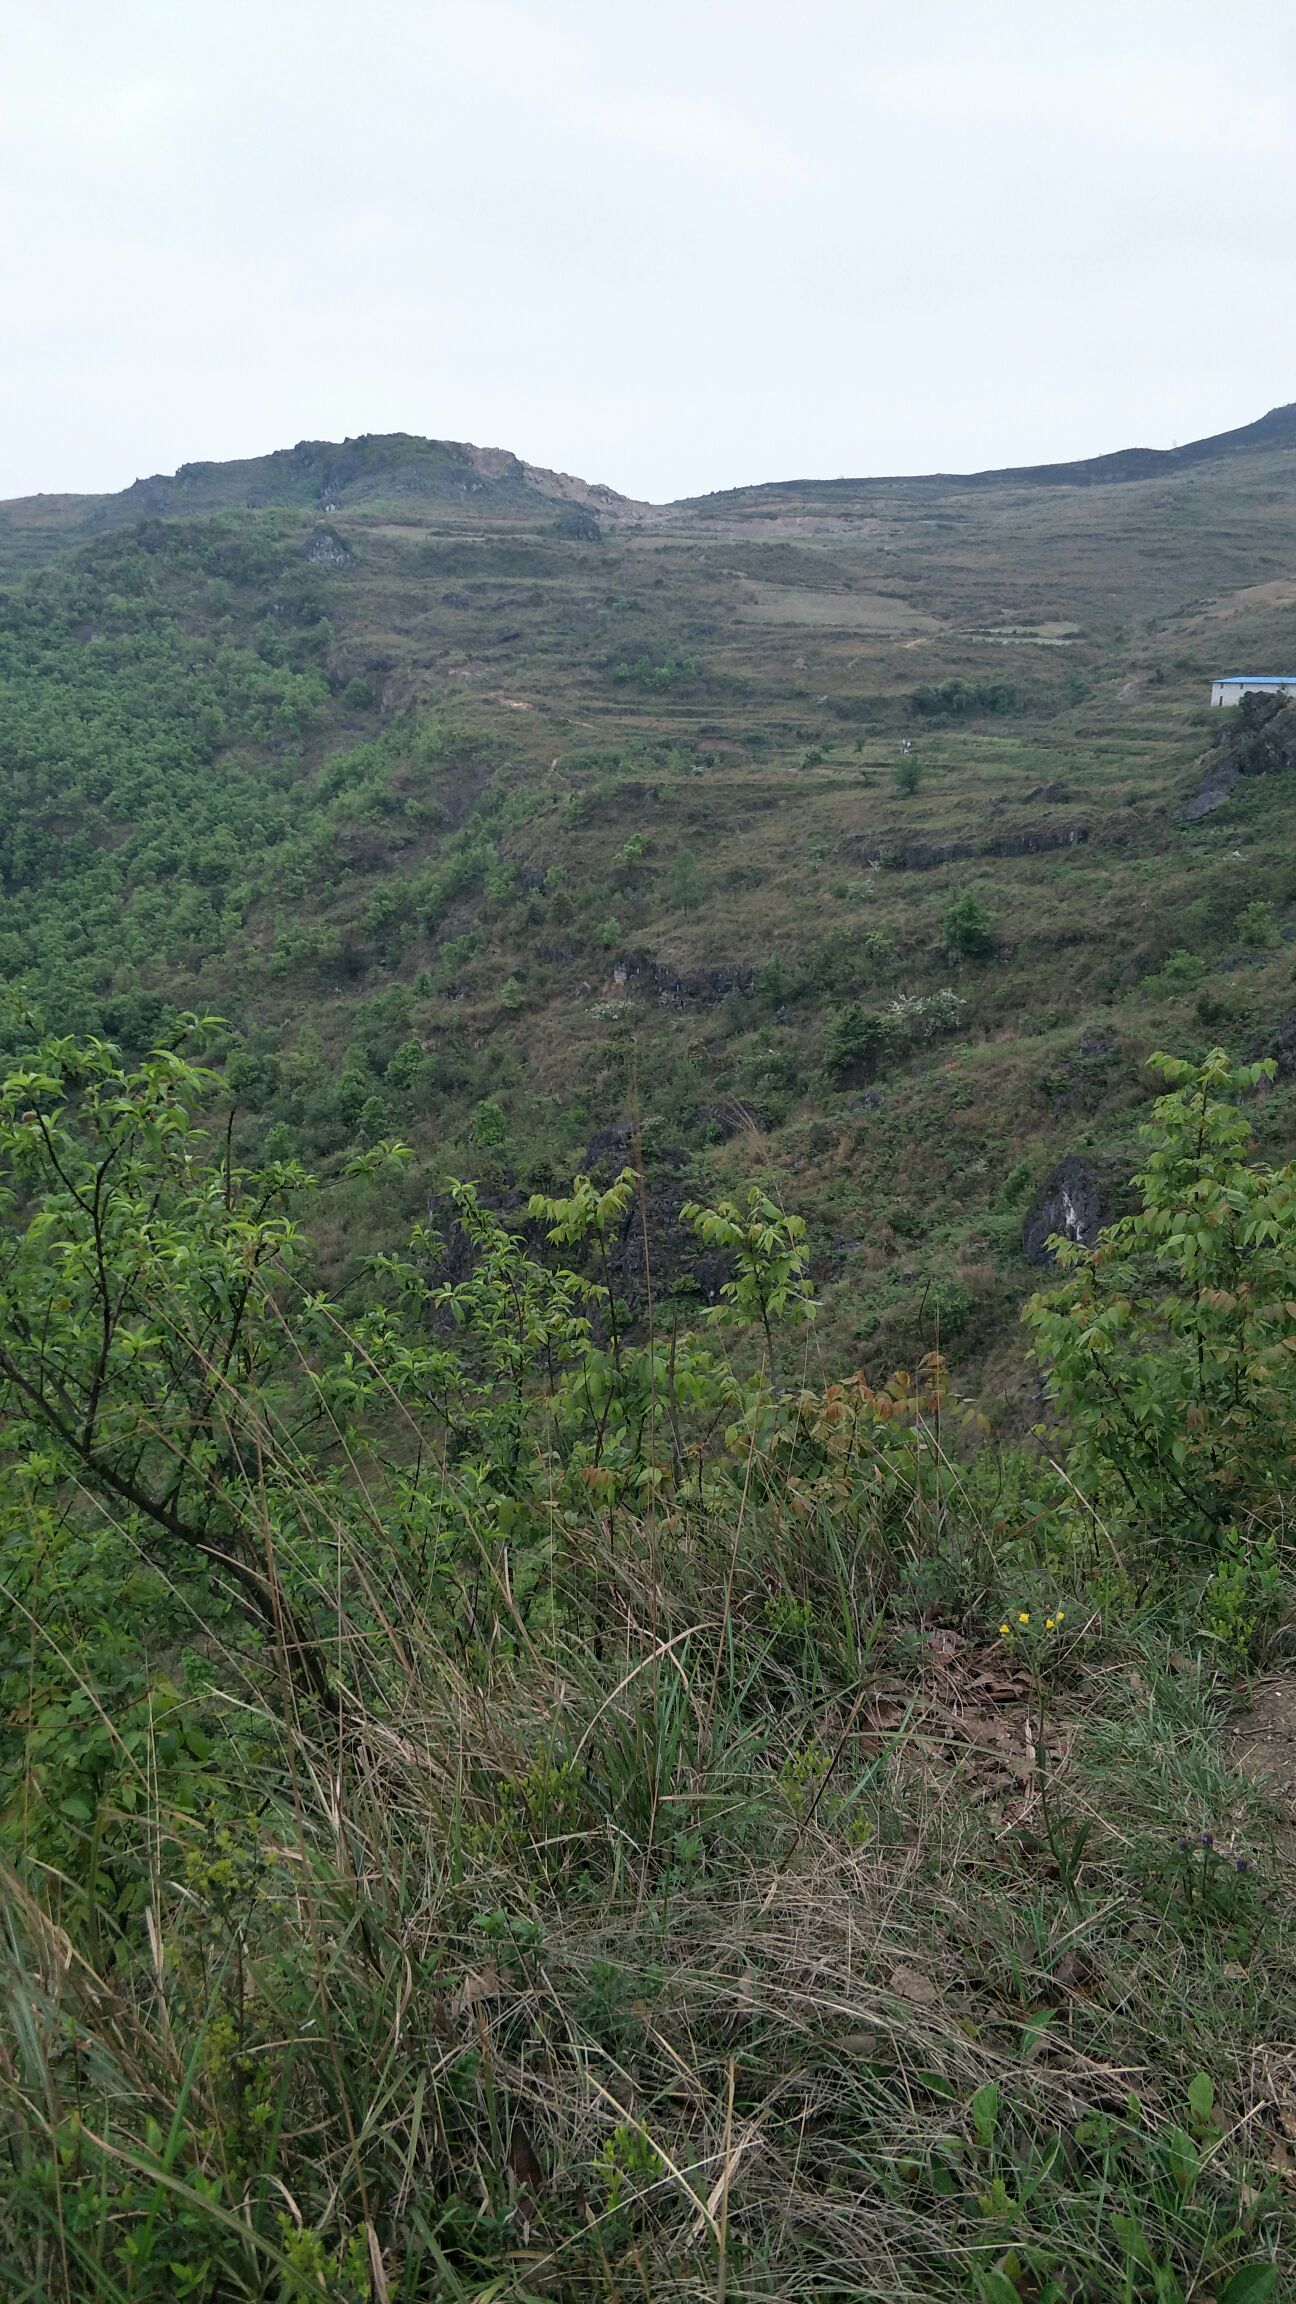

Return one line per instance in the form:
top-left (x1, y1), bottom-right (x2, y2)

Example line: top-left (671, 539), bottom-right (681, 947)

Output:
top-left (4, 0), bottom-right (1296, 504)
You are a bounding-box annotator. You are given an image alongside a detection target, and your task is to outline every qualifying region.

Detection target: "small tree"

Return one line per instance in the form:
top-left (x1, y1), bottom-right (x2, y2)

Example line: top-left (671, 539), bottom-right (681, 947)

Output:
top-left (0, 1029), bottom-right (331, 1699)
top-left (1235, 898), bottom-right (1280, 950)
top-left (668, 848), bottom-right (703, 912)
top-left (822, 1002), bottom-right (885, 1083)
top-left (472, 1099), bottom-right (508, 1150)
top-left (682, 1186), bottom-right (816, 1382)
top-left (1026, 1050), bottom-right (1296, 1554)
top-left (942, 890), bottom-right (996, 960)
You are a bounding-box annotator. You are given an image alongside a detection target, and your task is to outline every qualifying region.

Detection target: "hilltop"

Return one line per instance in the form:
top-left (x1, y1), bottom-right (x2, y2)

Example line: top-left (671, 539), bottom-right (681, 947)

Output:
top-left (4, 401), bottom-right (1296, 1404)
top-left (0, 432), bottom-right (638, 573)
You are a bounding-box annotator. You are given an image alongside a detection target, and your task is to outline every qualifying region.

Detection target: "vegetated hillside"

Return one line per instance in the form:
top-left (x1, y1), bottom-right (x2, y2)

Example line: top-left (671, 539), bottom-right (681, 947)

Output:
top-left (8, 417), bottom-right (1296, 2301)
top-left (5, 410), bottom-right (1296, 1406)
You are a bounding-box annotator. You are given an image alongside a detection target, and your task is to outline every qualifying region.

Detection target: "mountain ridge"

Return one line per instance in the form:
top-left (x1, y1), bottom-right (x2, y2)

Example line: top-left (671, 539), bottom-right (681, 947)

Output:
top-left (4, 400), bottom-right (1296, 543)
top-left (679, 400), bottom-right (1296, 508)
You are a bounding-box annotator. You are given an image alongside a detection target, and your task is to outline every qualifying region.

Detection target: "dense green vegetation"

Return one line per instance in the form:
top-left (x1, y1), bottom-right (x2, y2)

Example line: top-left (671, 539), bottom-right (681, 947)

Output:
top-left (5, 420), bottom-right (1296, 2294)
top-left (1, 1032), bottom-right (1294, 2298)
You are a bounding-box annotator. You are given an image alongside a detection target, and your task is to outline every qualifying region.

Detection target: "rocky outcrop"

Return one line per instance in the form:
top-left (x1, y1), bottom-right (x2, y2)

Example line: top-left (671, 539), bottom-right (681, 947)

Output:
top-left (304, 527), bottom-right (354, 567)
top-left (1180, 696), bottom-right (1296, 820)
top-left (867, 825), bottom-right (1091, 872)
top-left (611, 951), bottom-right (754, 1008)
top-left (1249, 1012), bottom-right (1296, 1078)
top-left (1022, 1155), bottom-right (1107, 1266)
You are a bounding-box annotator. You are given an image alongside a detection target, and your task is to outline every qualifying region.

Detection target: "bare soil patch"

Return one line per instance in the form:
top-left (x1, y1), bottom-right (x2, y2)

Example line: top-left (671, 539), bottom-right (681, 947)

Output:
top-left (1226, 1674), bottom-right (1296, 1848)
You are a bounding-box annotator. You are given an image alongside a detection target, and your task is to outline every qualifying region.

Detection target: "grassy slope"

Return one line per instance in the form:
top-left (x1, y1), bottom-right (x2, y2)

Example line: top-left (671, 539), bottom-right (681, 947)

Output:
top-left (4, 424), bottom-right (1296, 1405)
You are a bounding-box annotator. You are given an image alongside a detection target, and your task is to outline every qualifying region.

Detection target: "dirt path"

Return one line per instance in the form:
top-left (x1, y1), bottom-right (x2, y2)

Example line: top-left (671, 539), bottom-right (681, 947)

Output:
top-left (1225, 1676), bottom-right (1296, 1849)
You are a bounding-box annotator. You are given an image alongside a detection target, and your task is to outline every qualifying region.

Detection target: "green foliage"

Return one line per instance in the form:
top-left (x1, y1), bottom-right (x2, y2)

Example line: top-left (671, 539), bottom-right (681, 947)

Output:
top-left (1027, 1050), bottom-right (1296, 1551)
top-left (822, 1001), bottom-right (885, 1082)
top-left (682, 1185), bottom-right (816, 1375)
top-left (471, 1096), bottom-right (508, 1148)
top-left (909, 676), bottom-right (1019, 719)
top-left (943, 889), bottom-right (997, 959)
top-left (610, 651), bottom-right (700, 691)
top-left (0, 1030), bottom-right (322, 1657)
top-left (1235, 897), bottom-right (1280, 949)
top-left (667, 846), bottom-right (704, 911)
top-left (0, 1034), bottom-right (1291, 2299)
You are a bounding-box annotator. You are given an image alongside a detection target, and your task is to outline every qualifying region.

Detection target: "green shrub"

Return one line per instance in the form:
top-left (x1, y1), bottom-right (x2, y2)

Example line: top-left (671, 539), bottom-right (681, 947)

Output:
top-left (471, 1097), bottom-right (509, 1148)
top-left (1027, 1049), bottom-right (1296, 1553)
top-left (822, 1002), bottom-right (885, 1082)
top-left (1235, 898), bottom-right (1280, 950)
top-left (943, 889), bottom-right (997, 959)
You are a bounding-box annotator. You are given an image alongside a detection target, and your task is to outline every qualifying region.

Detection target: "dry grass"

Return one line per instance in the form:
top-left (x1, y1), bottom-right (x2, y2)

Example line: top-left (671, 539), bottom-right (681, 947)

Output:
top-left (2, 1390), bottom-right (1292, 2299)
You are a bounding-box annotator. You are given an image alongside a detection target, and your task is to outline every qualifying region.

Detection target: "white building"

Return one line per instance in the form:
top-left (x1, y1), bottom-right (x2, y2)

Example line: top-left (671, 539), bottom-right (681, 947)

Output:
top-left (1210, 673), bottom-right (1296, 707)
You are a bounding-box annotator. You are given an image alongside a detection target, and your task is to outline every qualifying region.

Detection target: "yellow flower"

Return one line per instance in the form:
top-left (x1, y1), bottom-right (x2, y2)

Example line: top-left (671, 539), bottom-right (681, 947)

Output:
top-left (999, 1622), bottom-right (1011, 1638)
top-left (1045, 1617), bottom-right (1056, 1631)
top-left (1055, 1609), bottom-right (1065, 1622)
top-left (1018, 1612), bottom-right (1030, 1626)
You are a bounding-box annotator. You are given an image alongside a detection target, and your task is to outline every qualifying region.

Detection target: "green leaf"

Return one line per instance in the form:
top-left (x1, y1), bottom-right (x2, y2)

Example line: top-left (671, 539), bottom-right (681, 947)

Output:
top-left (1186, 2069), bottom-right (1214, 2125)
top-left (971, 2080), bottom-right (1000, 2146)
top-left (1112, 2213), bottom-right (1153, 2268)
top-left (1219, 2265), bottom-right (1277, 2304)
top-left (978, 2274), bottom-right (1021, 2304)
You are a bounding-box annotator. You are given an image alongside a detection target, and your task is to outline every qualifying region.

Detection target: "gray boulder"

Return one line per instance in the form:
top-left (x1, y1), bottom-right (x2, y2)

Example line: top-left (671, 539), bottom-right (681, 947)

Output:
top-left (1022, 1155), bottom-right (1106, 1266)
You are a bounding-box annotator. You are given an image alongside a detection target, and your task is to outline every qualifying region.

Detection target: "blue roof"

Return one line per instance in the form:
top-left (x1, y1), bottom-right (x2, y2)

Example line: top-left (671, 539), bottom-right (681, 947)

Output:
top-left (1217, 673), bottom-right (1296, 682)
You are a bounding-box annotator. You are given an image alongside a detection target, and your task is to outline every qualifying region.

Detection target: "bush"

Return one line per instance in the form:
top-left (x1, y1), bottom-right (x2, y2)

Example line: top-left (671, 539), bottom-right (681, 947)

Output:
top-left (943, 889), bottom-right (997, 959)
top-left (909, 677), bottom-right (1019, 720)
top-left (1235, 898), bottom-right (1280, 950)
top-left (1026, 1049), bottom-right (1296, 1554)
top-left (471, 1097), bottom-right (508, 1148)
top-left (822, 1002), bottom-right (885, 1082)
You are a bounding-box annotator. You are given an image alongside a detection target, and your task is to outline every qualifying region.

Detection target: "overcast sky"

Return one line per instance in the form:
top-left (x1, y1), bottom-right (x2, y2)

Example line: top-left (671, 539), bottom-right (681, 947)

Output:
top-left (4, 0), bottom-right (1296, 504)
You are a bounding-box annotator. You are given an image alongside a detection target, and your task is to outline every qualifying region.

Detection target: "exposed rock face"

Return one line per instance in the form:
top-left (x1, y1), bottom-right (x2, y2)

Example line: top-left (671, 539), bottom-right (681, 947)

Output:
top-left (552, 503), bottom-right (602, 542)
top-left (1249, 1012), bottom-right (1296, 1078)
top-left (611, 951), bottom-right (755, 1008)
top-left (865, 825), bottom-right (1091, 872)
top-left (305, 527), bottom-right (354, 567)
top-left (1022, 1155), bottom-right (1107, 1266)
top-left (1180, 696), bottom-right (1296, 820)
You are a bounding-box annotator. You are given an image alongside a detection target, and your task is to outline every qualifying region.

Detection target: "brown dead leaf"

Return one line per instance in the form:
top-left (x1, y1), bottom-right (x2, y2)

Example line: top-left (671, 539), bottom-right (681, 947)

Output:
top-left (508, 2118), bottom-right (544, 2195)
top-left (925, 1629), bottom-right (966, 1664)
top-left (867, 1699), bottom-right (906, 1730)
top-left (450, 1963), bottom-right (501, 2018)
top-left (365, 2224), bottom-right (390, 2304)
top-left (889, 1963), bottom-right (939, 2004)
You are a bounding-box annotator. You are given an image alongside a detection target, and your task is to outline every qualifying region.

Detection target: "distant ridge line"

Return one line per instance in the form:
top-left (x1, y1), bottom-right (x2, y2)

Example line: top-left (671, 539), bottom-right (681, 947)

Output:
top-left (678, 401), bottom-right (1296, 507)
top-left (5, 401), bottom-right (1296, 533)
